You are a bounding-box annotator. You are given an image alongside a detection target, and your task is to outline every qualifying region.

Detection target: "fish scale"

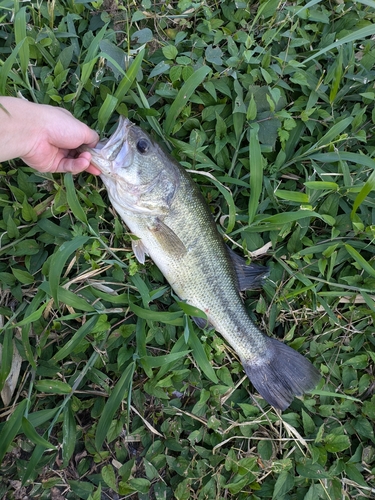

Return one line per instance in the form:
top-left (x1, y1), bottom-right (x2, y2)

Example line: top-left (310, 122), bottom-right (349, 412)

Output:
top-left (83, 117), bottom-right (321, 410)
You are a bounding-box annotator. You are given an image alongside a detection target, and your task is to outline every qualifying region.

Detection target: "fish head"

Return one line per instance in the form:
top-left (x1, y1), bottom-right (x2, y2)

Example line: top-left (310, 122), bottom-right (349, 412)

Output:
top-left (87, 117), bottom-right (179, 216)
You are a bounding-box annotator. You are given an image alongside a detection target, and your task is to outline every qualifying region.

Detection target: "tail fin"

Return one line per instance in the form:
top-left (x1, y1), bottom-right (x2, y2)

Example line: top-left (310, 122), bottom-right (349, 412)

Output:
top-left (242, 337), bottom-right (320, 410)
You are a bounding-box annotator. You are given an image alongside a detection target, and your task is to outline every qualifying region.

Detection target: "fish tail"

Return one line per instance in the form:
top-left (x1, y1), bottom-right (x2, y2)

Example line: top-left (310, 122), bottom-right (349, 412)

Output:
top-left (242, 337), bottom-right (320, 410)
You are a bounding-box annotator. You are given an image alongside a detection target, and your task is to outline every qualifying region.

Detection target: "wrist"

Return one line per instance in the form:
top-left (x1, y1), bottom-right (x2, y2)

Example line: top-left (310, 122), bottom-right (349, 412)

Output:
top-left (0, 97), bottom-right (41, 162)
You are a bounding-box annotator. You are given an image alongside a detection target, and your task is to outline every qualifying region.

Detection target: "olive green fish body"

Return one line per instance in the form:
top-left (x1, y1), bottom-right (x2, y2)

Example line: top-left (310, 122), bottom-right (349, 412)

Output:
top-left (129, 169), bottom-right (266, 361)
top-left (86, 118), bottom-right (320, 410)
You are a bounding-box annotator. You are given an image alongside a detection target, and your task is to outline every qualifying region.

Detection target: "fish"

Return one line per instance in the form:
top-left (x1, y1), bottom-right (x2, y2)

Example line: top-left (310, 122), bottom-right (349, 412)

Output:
top-left (81, 117), bottom-right (321, 410)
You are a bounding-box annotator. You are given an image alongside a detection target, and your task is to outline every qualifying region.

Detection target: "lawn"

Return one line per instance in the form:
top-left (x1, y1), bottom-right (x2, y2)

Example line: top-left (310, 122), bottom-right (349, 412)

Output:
top-left (0, 0), bottom-right (375, 498)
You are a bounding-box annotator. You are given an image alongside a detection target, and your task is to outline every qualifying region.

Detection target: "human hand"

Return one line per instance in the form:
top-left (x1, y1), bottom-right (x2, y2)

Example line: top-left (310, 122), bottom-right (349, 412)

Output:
top-left (0, 97), bottom-right (101, 175)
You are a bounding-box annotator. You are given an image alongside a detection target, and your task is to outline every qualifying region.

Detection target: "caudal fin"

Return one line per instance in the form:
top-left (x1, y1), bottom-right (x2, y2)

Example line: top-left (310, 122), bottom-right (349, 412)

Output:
top-left (242, 337), bottom-right (320, 410)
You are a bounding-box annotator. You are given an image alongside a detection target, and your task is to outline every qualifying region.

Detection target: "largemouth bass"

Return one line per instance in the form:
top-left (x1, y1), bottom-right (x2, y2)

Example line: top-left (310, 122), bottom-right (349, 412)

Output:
top-left (83, 117), bottom-right (320, 410)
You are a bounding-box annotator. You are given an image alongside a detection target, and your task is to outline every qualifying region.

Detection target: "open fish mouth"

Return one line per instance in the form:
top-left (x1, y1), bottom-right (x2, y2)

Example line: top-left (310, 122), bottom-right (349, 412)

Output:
top-left (79, 116), bottom-right (133, 176)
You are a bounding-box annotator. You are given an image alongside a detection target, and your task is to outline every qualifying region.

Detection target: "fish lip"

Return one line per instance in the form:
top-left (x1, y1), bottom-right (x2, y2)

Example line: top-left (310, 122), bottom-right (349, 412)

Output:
top-left (91, 116), bottom-right (132, 175)
top-left (101, 116), bottom-right (131, 159)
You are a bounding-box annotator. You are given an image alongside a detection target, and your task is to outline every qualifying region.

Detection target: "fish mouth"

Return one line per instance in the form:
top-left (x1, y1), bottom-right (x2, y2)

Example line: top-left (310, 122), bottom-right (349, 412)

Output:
top-left (81, 116), bottom-right (133, 175)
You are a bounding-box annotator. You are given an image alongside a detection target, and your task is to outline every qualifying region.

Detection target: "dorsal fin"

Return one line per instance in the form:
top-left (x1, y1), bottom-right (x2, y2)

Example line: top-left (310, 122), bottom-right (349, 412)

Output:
top-left (226, 246), bottom-right (269, 291)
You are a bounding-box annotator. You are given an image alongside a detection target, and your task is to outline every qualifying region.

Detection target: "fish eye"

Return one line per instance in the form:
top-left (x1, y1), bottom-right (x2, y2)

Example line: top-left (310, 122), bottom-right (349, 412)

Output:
top-left (136, 138), bottom-right (150, 154)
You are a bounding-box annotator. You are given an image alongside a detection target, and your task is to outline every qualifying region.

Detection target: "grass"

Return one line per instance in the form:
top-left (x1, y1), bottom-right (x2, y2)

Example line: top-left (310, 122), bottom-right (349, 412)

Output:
top-left (1, 0), bottom-right (375, 498)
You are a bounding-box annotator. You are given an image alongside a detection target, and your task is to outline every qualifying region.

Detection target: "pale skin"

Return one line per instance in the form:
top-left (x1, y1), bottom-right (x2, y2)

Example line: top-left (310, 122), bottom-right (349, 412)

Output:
top-left (0, 97), bottom-right (101, 175)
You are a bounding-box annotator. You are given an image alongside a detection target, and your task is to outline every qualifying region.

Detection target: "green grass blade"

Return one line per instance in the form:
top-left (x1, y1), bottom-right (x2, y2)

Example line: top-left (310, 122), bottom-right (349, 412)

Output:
top-left (295, 0), bottom-right (324, 16)
top-left (310, 390), bottom-right (362, 403)
top-left (248, 124), bottom-right (263, 224)
top-left (22, 418), bottom-right (57, 450)
top-left (345, 244), bottom-right (375, 278)
top-left (261, 210), bottom-right (318, 224)
top-left (308, 152), bottom-right (375, 170)
top-left (49, 235), bottom-right (90, 307)
top-left (72, 23), bottom-right (108, 101)
top-left (62, 401), bottom-right (76, 467)
top-left (0, 39), bottom-right (25, 95)
top-left (34, 41), bottom-right (57, 70)
top-left (135, 317), bottom-right (147, 360)
top-left (11, 303), bottom-right (48, 328)
top-left (14, 7), bottom-right (29, 76)
top-left (164, 65), bottom-right (211, 135)
top-left (0, 399), bottom-right (28, 464)
top-left (129, 301), bottom-right (183, 326)
top-left (28, 408), bottom-right (60, 427)
top-left (329, 47), bottom-right (343, 104)
top-left (134, 83), bottom-right (165, 138)
top-left (81, 24), bottom-right (108, 84)
top-left (64, 174), bottom-right (88, 224)
top-left (130, 274), bottom-right (152, 308)
top-left (21, 444), bottom-right (46, 486)
top-left (355, 0), bottom-right (375, 7)
top-left (20, 289), bottom-right (46, 369)
top-left (34, 379), bottom-right (72, 394)
top-left (66, 13), bottom-right (81, 57)
top-left (304, 24), bottom-right (375, 63)
top-left (114, 48), bottom-right (145, 102)
top-left (0, 329), bottom-right (13, 393)
top-left (189, 170), bottom-right (236, 233)
top-left (95, 361), bottom-right (135, 450)
top-left (52, 315), bottom-right (99, 362)
top-left (310, 117), bottom-right (353, 152)
top-left (97, 94), bottom-right (118, 133)
top-left (351, 169), bottom-right (375, 218)
top-left (362, 292), bottom-right (375, 313)
top-left (154, 334), bottom-right (188, 382)
top-left (38, 282), bottom-right (96, 312)
top-left (185, 316), bottom-right (218, 383)
top-left (141, 350), bottom-right (191, 369)
top-left (275, 190), bottom-right (309, 203)
top-left (304, 181), bottom-right (338, 190)
top-left (99, 52), bottom-right (127, 77)
top-left (175, 299), bottom-right (207, 322)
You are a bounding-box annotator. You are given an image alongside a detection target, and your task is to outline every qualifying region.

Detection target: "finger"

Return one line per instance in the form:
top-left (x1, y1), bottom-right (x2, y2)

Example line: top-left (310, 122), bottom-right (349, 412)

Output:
top-left (48, 111), bottom-right (99, 150)
top-left (56, 155), bottom-right (92, 174)
top-left (86, 164), bottom-right (102, 175)
top-left (82, 128), bottom-right (100, 148)
top-left (55, 152), bottom-right (102, 175)
top-left (86, 131), bottom-right (100, 148)
top-left (54, 107), bottom-right (98, 141)
top-left (78, 151), bottom-right (101, 175)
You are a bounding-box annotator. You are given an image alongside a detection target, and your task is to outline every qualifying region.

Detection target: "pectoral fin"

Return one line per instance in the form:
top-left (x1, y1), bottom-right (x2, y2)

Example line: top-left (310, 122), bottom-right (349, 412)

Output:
top-left (227, 246), bottom-right (269, 291)
top-left (150, 219), bottom-right (187, 258)
top-left (132, 238), bottom-right (148, 264)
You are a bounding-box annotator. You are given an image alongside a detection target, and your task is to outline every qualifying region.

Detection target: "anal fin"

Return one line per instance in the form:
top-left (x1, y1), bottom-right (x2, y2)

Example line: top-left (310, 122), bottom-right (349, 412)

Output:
top-left (227, 246), bottom-right (269, 291)
top-left (192, 316), bottom-right (214, 330)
